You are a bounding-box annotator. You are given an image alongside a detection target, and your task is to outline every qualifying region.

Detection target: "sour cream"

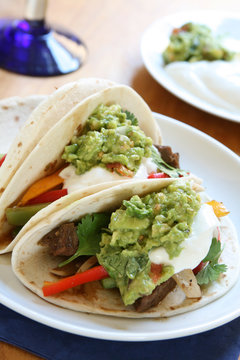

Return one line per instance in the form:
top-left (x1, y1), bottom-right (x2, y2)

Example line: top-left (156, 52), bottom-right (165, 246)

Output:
top-left (59, 157), bottom-right (158, 193)
top-left (149, 204), bottom-right (219, 273)
top-left (165, 60), bottom-right (240, 114)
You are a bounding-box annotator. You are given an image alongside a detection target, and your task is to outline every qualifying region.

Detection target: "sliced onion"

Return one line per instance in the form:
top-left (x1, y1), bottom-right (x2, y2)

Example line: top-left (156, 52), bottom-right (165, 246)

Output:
top-left (77, 256), bottom-right (98, 273)
top-left (50, 262), bottom-right (78, 277)
top-left (50, 256), bottom-right (98, 277)
top-left (173, 269), bottom-right (201, 298)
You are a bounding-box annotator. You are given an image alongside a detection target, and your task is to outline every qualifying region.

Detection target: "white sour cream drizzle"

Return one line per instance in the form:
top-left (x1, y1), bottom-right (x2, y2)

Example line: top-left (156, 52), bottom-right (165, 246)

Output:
top-left (59, 157), bottom-right (158, 193)
top-left (149, 204), bottom-right (219, 273)
top-left (165, 60), bottom-right (240, 114)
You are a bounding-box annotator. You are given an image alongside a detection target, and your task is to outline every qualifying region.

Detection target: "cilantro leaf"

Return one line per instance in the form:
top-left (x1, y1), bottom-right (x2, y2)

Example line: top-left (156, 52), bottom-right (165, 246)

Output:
top-left (59, 213), bottom-right (111, 267)
top-left (124, 110), bottom-right (138, 126)
top-left (196, 237), bottom-right (227, 285)
top-left (196, 264), bottom-right (227, 285)
top-left (202, 237), bottom-right (222, 264)
top-left (151, 146), bottom-right (187, 178)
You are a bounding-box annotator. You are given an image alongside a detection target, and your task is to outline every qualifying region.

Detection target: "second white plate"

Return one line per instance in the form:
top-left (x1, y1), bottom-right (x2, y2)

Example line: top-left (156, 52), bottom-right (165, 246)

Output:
top-left (141, 11), bottom-right (240, 123)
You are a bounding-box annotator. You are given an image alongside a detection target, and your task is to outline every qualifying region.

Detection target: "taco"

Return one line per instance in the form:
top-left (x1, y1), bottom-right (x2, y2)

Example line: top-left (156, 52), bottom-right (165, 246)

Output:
top-left (0, 78), bottom-right (115, 197)
top-left (0, 94), bottom-right (46, 156)
top-left (0, 83), bottom-right (185, 254)
top-left (12, 178), bottom-right (240, 318)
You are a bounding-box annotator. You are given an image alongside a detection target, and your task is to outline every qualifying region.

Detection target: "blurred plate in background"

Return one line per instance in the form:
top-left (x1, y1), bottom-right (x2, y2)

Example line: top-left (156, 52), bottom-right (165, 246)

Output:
top-left (141, 11), bottom-right (240, 123)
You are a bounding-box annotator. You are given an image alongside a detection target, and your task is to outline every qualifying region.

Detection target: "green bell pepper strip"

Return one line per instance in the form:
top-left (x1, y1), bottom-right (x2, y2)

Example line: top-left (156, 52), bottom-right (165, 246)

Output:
top-left (6, 203), bottom-right (50, 226)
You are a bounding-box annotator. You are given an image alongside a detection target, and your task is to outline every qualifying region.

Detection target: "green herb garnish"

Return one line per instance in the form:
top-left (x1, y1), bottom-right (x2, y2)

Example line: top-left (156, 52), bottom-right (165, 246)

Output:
top-left (151, 146), bottom-right (187, 178)
top-left (196, 237), bottom-right (227, 285)
top-left (124, 110), bottom-right (138, 126)
top-left (58, 213), bottom-right (111, 267)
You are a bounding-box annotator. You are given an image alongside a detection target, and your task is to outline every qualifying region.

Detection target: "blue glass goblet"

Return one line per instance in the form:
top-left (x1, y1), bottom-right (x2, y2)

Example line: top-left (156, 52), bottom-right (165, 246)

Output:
top-left (0, 0), bottom-right (87, 76)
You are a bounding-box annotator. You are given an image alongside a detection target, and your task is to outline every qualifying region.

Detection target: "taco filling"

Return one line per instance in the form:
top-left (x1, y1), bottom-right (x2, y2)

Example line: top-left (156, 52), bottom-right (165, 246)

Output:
top-left (59, 104), bottom-right (184, 191)
top-left (39, 180), bottom-right (228, 312)
top-left (5, 104), bottom-right (185, 241)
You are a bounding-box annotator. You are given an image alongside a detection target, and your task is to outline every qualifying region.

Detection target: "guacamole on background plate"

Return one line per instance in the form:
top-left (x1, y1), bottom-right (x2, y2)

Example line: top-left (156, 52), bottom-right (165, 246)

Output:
top-left (163, 22), bottom-right (234, 64)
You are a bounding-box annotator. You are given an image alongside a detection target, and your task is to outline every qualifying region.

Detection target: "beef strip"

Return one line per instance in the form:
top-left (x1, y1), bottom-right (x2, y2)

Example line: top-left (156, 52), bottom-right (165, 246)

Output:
top-left (39, 223), bottom-right (78, 257)
top-left (134, 277), bottom-right (177, 312)
top-left (155, 145), bottom-right (180, 168)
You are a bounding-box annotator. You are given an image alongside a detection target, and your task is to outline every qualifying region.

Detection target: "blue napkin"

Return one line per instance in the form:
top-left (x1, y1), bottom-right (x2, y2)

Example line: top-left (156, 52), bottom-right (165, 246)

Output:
top-left (0, 304), bottom-right (239, 360)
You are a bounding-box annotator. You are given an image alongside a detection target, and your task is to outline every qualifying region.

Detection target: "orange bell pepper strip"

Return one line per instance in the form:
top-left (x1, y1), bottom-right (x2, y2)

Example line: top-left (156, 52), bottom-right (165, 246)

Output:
top-left (18, 169), bottom-right (64, 206)
top-left (207, 200), bottom-right (230, 218)
top-left (42, 265), bottom-right (109, 297)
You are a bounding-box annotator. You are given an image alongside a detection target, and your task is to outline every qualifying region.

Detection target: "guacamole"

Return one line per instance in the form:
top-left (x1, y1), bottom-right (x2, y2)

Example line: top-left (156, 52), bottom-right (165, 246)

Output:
top-left (97, 181), bottom-right (201, 305)
top-left (163, 22), bottom-right (234, 64)
top-left (62, 104), bottom-right (152, 176)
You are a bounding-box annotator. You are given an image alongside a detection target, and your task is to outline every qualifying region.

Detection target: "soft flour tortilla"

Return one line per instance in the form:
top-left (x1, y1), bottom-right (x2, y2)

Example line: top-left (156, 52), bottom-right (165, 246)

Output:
top-left (0, 78), bottom-right (115, 196)
top-left (0, 84), bottom-right (162, 253)
top-left (12, 179), bottom-right (240, 318)
top-left (0, 95), bottom-right (46, 154)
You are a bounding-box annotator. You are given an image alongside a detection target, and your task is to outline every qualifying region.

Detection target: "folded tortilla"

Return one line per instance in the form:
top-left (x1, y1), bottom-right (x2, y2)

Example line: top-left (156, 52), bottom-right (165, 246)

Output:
top-left (0, 83), bottom-right (162, 253)
top-left (0, 78), bottom-right (115, 197)
top-left (0, 95), bottom-right (46, 155)
top-left (11, 178), bottom-right (240, 318)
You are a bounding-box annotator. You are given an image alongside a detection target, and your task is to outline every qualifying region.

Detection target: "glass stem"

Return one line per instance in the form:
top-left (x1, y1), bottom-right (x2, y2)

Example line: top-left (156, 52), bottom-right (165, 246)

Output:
top-left (25, 0), bottom-right (47, 21)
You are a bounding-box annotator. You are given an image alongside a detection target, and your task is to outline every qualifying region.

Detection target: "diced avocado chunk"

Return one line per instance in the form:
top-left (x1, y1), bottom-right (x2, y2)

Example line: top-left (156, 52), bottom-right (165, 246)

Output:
top-left (101, 277), bottom-right (117, 289)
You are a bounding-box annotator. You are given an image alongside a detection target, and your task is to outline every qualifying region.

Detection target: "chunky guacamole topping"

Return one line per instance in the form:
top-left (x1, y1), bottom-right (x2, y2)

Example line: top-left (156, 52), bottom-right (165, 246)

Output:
top-left (97, 181), bottom-right (201, 305)
top-left (62, 104), bottom-right (152, 175)
top-left (163, 22), bottom-right (234, 64)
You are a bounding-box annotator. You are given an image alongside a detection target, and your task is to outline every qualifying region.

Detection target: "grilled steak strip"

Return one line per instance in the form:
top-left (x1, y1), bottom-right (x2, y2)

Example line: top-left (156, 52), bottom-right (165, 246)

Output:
top-left (155, 145), bottom-right (180, 168)
top-left (134, 277), bottom-right (177, 312)
top-left (39, 223), bottom-right (78, 257)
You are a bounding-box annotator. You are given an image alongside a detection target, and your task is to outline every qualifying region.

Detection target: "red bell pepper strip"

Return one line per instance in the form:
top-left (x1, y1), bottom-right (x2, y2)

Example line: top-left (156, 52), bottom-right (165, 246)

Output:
top-left (147, 172), bottom-right (170, 179)
top-left (42, 265), bottom-right (109, 297)
top-left (0, 154), bottom-right (6, 167)
top-left (27, 189), bottom-right (68, 205)
top-left (193, 261), bottom-right (206, 275)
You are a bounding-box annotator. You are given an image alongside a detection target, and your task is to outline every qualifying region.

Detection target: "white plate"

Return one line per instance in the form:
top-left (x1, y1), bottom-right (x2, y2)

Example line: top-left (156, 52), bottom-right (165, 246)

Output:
top-left (0, 111), bottom-right (239, 341)
top-left (141, 11), bottom-right (240, 123)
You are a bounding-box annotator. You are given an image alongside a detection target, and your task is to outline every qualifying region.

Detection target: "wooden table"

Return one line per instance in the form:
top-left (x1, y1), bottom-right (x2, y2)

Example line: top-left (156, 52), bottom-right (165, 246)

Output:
top-left (0, 0), bottom-right (239, 358)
